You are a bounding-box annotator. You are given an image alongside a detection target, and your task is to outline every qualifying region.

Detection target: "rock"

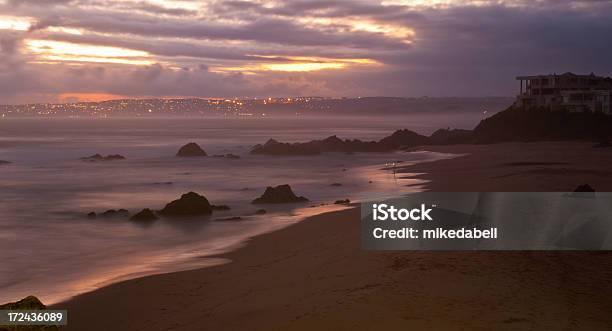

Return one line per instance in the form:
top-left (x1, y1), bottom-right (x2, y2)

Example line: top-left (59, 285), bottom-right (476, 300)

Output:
top-left (81, 154), bottom-right (126, 161)
top-left (0, 295), bottom-right (46, 310)
top-left (254, 209), bottom-right (267, 215)
top-left (429, 128), bottom-right (473, 145)
top-left (574, 184), bottom-right (595, 192)
top-left (252, 185), bottom-right (309, 204)
top-left (0, 160), bottom-right (11, 165)
top-left (130, 208), bottom-right (158, 221)
top-left (87, 211), bottom-right (97, 218)
top-left (330, 183), bottom-right (343, 187)
top-left (473, 105), bottom-right (612, 143)
top-left (159, 192), bottom-right (213, 216)
top-left (99, 209), bottom-right (129, 218)
top-left (0, 296), bottom-right (59, 331)
top-left (251, 139), bottom-right (320, 155)
top-left (176, 142), bottom-right (207, 157)
top-left (334, 199), bottom-right (351, 205)
top-left (379, 129), bottom-right (430, 149)
top-left (212, 205), bottom-right (231, 211)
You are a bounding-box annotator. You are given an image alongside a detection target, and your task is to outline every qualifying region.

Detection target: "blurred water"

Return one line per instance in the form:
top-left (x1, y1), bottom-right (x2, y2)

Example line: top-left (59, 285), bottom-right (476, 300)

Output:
top-left (0, 116), bottom-right (459, 304)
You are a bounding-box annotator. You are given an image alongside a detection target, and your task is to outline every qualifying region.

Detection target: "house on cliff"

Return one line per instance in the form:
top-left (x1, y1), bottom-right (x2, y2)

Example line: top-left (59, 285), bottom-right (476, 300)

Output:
top-left (515, 72), bottom-right (612, 114)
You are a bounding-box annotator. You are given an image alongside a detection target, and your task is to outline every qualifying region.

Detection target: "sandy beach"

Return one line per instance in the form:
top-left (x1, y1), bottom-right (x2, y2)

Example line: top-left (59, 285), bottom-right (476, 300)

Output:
top-left (54, 142), bottom-right (612, 330)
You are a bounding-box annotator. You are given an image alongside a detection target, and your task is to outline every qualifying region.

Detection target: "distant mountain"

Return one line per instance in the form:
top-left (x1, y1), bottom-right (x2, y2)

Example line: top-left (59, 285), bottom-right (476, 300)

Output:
top-left (0, 97), bottom-right (513, 118)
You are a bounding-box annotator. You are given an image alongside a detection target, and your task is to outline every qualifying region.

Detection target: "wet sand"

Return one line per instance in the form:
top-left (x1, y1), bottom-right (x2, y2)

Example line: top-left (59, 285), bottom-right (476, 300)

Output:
top-left (54, 141), bottom-right (612, 330)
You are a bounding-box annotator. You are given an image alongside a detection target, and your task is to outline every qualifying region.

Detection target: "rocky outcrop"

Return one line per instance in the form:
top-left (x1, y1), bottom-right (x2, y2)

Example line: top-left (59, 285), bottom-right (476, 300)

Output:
top-left (176, 143), bottom-right (207, 157)
top-left (130, 208), bottom-right (158, 221)
top-left (0, 160), bottom-right (10, 165)
top-left (0, 296), bottom-right (58, 331)
top-left (473, 106), bottom-right (612, 143)
top-left (212, 204), bottom-right (231, 211)
top-left (250, 129), bottom-right (431, 155)
top-left (254, 209), bottom-right (267, 215)
top-left (251, 139), bottom-right (320, 155)
top-left (334, 199), bottom-right (351, 205)
top-left (159, 192), bottom-right (213, 216)
top-left (81, 154), bottom-right (126, 161)
top-left (0, 296), bottom-right (46, 310)
top-left (252, 185), bottom-right (308, 204)
top-left (87, 209), bottom-right (129, 218)
top-left (330, 183), bottom-right (343, 187)
top-left (378, 129), bottom-right (430, 149)
top-left (429, 128), bottom-right (474, 145)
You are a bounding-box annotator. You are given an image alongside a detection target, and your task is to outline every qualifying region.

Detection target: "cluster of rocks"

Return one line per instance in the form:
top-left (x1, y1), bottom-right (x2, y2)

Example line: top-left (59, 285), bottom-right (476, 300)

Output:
top-left (249, 129), bottom-right (464, 155)
top-left (249, 105), bottom-right (612, 156)
top-left (176, 142), bottom-right (242, 159)
top-left (81, 154), bottom-right (126, 162)
top-left (84, 185), bottom-right (315, 223)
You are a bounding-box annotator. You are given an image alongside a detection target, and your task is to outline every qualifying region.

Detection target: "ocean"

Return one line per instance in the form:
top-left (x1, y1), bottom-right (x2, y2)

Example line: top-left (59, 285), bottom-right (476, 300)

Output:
top-left (0, 114), bottom-right (479, 304)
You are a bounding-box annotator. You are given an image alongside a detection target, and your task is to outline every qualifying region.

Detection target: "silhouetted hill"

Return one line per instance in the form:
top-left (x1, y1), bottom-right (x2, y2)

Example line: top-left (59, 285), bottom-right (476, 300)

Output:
top-left (473, 106), bottom-right (612, 143)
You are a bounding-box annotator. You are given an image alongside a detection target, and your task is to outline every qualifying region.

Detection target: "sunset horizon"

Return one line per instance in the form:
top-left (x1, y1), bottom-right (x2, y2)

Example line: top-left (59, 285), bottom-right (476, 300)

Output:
top-left (2, 1), bottom-right (612, 104)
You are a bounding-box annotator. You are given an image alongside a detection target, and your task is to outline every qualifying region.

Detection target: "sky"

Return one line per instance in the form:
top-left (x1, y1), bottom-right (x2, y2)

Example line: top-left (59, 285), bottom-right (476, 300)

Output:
top-left (1, 0), bottom-right (611, 104)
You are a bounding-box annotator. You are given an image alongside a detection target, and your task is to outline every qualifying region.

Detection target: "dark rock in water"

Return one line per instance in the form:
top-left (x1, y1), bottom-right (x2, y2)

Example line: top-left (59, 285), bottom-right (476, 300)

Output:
top-left (334, 199), bottom-right (351, 205)
top-left (176, 142), bottom-right (207, 157)
top-left (87, 211), bottom-right (97, 218)
top-left (251, 139), bottom-right (320, 155)
top-left (130, 208), bottom-right (158, 221)
top-left (379, 129), bottom-right (430, 149)
top-left (254, 209), bottom-right (267, 215)
top-left (99, 209), bottom-right (129, 218)
top-left (368, 180), bottom-right (373, 184)
top-left (574, 184), bottom-right (595, 192)
top-left (0, 295), bottom-right (47, 310)
top-left (159, 192), bottom-right (213, 216)
top-left (81, 154), bottom-right (126, 162)
top-left (0, 160), bottom-right (11, 164)
top-left (252, 184), bottom-right (308, 204)
top-left (212, 204), bottom-right (231, 211)
top-left (250, 129), bottom-right (432, 156)
top-left (330, 183), bottom-right (343, 187)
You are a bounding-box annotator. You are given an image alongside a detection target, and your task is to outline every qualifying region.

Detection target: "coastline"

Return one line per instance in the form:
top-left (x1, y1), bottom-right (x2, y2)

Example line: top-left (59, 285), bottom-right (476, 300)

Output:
top-left (53, 141), bottom-right (612, 330)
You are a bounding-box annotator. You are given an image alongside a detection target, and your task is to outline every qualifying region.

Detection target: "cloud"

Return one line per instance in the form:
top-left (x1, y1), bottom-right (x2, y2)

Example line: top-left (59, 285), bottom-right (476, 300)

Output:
top-left (1, 0), bottom-right (612, 103)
